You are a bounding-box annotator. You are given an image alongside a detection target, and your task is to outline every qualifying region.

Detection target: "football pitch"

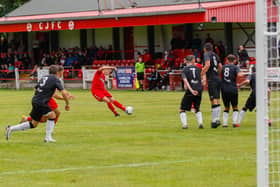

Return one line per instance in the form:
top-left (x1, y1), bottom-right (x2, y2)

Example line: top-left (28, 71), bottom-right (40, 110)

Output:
top-left (0, 89), bottom-right (256, 187)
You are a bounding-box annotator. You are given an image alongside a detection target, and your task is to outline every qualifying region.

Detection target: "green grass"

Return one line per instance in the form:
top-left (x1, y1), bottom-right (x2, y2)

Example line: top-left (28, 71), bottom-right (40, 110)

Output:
top-left (0, 89), bottom-right (256, 187)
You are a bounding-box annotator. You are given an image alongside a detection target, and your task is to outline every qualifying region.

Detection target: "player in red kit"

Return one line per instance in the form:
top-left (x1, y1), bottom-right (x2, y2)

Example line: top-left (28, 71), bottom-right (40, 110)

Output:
top-left (91, 66), bottom-right (128, 117)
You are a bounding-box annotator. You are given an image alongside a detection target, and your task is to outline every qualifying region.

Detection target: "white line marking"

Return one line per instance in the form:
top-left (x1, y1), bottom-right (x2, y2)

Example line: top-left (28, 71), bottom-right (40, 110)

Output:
top-left (0, 157), bottom-right (253, 176)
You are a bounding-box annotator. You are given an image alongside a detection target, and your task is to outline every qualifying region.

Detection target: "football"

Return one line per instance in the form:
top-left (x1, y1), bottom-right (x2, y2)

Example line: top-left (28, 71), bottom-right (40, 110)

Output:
top-left (125, 106), bottom-right (134, 115)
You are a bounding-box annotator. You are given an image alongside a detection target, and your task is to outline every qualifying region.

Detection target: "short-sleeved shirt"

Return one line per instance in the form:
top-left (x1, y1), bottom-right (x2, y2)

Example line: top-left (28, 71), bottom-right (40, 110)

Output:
top-left (91, 70), bottom-right (106, 92)
top-left (181, 65), bottom-right (203, 96)
top-left (203, 51), bottom-right (221, 82)
top-left (135, 62), bottom-right (145, 73)
top-left (32, 74), bottom-right (64, 106)
top-left (247, 73), bottom-right (256, 92)
top-left (221, 64), bottom-right (240, 94)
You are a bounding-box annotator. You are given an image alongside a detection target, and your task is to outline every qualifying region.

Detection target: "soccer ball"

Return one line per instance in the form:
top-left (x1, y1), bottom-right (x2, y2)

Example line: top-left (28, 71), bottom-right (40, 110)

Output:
top-left (125, 106), bottom-right (134, 115)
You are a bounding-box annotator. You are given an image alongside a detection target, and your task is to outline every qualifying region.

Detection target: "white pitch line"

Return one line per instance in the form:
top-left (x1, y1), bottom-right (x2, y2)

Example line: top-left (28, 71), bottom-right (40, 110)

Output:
top-left (0, 157), bottom-right (253, 176)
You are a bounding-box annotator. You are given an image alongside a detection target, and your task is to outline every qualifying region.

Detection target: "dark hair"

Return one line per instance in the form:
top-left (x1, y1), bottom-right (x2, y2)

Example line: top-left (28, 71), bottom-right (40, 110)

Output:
top-left (58, 65), bottom-right (64, 72)
top-left (204, 42), bottom-right (213, 52)
top-left (49, 65), bottom-right (59, 75)
top-left (252, 66), bottom-right (256, 73)
top-left (185, 55), bottom-right (195, 63)
top-left (227, 54), bottom-right (236, 63)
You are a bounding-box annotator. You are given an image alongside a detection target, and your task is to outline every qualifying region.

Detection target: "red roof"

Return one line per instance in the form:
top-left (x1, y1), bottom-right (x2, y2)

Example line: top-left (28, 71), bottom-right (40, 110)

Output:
top-left (0, 0), bottom-right (267, 33)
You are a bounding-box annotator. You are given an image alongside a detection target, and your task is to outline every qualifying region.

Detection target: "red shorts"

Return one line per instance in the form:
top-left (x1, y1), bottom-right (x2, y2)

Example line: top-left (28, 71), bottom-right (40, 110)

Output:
top-left (92, 89), bottom-right (112, 102)
top-left (48, 98), bottom-right (58, 110)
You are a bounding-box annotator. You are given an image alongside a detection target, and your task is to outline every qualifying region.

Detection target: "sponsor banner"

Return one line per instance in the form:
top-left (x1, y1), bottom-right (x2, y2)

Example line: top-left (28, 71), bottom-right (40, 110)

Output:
top-left (267, 67), bottom-right (280, 82)
top-left (116, 67), bottom-right (135, 88)
top-left (26, 20), bottom-right (74, 32)
top-left (83, 69), bottom-right (97, 81)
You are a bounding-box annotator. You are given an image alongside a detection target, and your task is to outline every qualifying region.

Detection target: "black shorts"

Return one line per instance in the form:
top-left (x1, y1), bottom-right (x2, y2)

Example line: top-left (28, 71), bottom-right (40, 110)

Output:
top-left (208, 81), bottom-right (221, 100)
top-left (222, 92), bottom-right (238, 108)
top-left (30, 103), bottom-right (52, 122)
top-left (180, 93), bottom-right (202, 112)
top-left (245, 91), bottom-right (256, 111)
top-left (137, 72), bottom-right (144, 80)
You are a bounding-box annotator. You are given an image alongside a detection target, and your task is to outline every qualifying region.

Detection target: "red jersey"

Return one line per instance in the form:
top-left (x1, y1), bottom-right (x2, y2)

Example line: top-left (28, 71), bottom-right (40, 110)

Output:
top-left (91, 70), bottom-right (106, 91)
top-left (195, 63), bottom-right (203, 70)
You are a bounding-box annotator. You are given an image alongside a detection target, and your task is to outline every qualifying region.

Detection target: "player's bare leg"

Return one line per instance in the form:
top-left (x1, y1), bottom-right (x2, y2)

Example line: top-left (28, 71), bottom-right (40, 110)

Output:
top-left (53, 108), bottom-right (60, 124)
top-left (5, 120), bottom-right (39, 140)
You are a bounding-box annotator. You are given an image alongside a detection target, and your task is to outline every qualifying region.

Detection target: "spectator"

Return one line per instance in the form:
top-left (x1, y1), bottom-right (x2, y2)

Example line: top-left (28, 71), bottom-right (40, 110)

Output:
top-left (77, 52), bottom-right (86, 67)
top-left (6, 53), bottom-right (15, 65)
top-left (7, 63), bottom-right (15, 78)
top-left (40, 53), bottom-right (47, 66)
top-left (162, 67), bottom-right (172, 90)
top-left (106, 45), bottom-right (113, 60)
top-left (143, 49), bottom-right (152, 64)
top-left (148, 68), bottom-right (162, 90)
top-left (192, 34), bottom-right (202, 51)
top-left (0, 64), bottom-right (6, 80)
top-left (238, 45), bottom-right (250, 68)
top-left (167, 50), bottom-right (176, 70)
top-left (205, 33), bottom-right (214, 44)
top-left (22, 53), bottom-right (31, 69)
top-left (98, 46), bottom-right (105, 59)
top-left (0, 36), bottom-right (8, 53)
top-left (217, 41), bottom-right (226, 62)
top-left (65, 53), bottom-right (74, 67)
top-left (60, 53), bottom-right (66, 66)
top-left (30, 64), bottom-right (38, 79)
top-left (2, 52), bottom-right (8, 65)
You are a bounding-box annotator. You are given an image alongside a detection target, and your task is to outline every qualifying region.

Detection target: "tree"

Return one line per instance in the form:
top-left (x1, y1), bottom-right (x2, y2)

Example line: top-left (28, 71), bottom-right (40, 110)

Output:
top-left (0, 0), bottom-right (29, 16)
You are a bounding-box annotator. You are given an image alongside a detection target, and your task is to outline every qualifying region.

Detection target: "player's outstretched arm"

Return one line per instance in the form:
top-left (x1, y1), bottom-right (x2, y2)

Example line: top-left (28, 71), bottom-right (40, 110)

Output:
top-left (98, 66), bottom-right (117, 72)
top-left (61, 89), bottom-right (70, 111)
top-left (53, 91), bottom-right (64, 100)
top-left (238, 79), bottom-right (250, 88)
top-left (53, 91), bottom-right (75, 100)
top-left (237, 71), bottom-right (244, 77)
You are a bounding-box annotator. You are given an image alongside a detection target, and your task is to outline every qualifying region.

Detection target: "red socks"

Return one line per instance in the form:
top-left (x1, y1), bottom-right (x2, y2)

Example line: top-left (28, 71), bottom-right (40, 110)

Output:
top-left (113, 100), bottom-right (126, 111)
top-left (107, 102), bottom-right (118, 115)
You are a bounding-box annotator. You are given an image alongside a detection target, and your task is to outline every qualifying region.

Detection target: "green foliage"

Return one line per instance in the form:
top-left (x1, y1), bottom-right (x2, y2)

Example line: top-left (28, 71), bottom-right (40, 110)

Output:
top-left (0, 0), bottom-right (29, 16)
top-left (0, 90), bottom-right (256, 186)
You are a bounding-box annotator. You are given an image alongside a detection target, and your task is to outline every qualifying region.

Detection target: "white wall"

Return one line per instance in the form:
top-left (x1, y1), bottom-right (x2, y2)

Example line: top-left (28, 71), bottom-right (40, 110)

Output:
top-left (232, 23), bottom-right (255, 56)
top-left (95, 28), bottom-right (112, 48)
top-left (193, 22), bottom-right (225, 46)
top-left (134, 26), bottom-right (147, 54)
top-left (59, 30), bottom-right (80, 49)
top-left (87, 29), bottom-right (93, 48)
